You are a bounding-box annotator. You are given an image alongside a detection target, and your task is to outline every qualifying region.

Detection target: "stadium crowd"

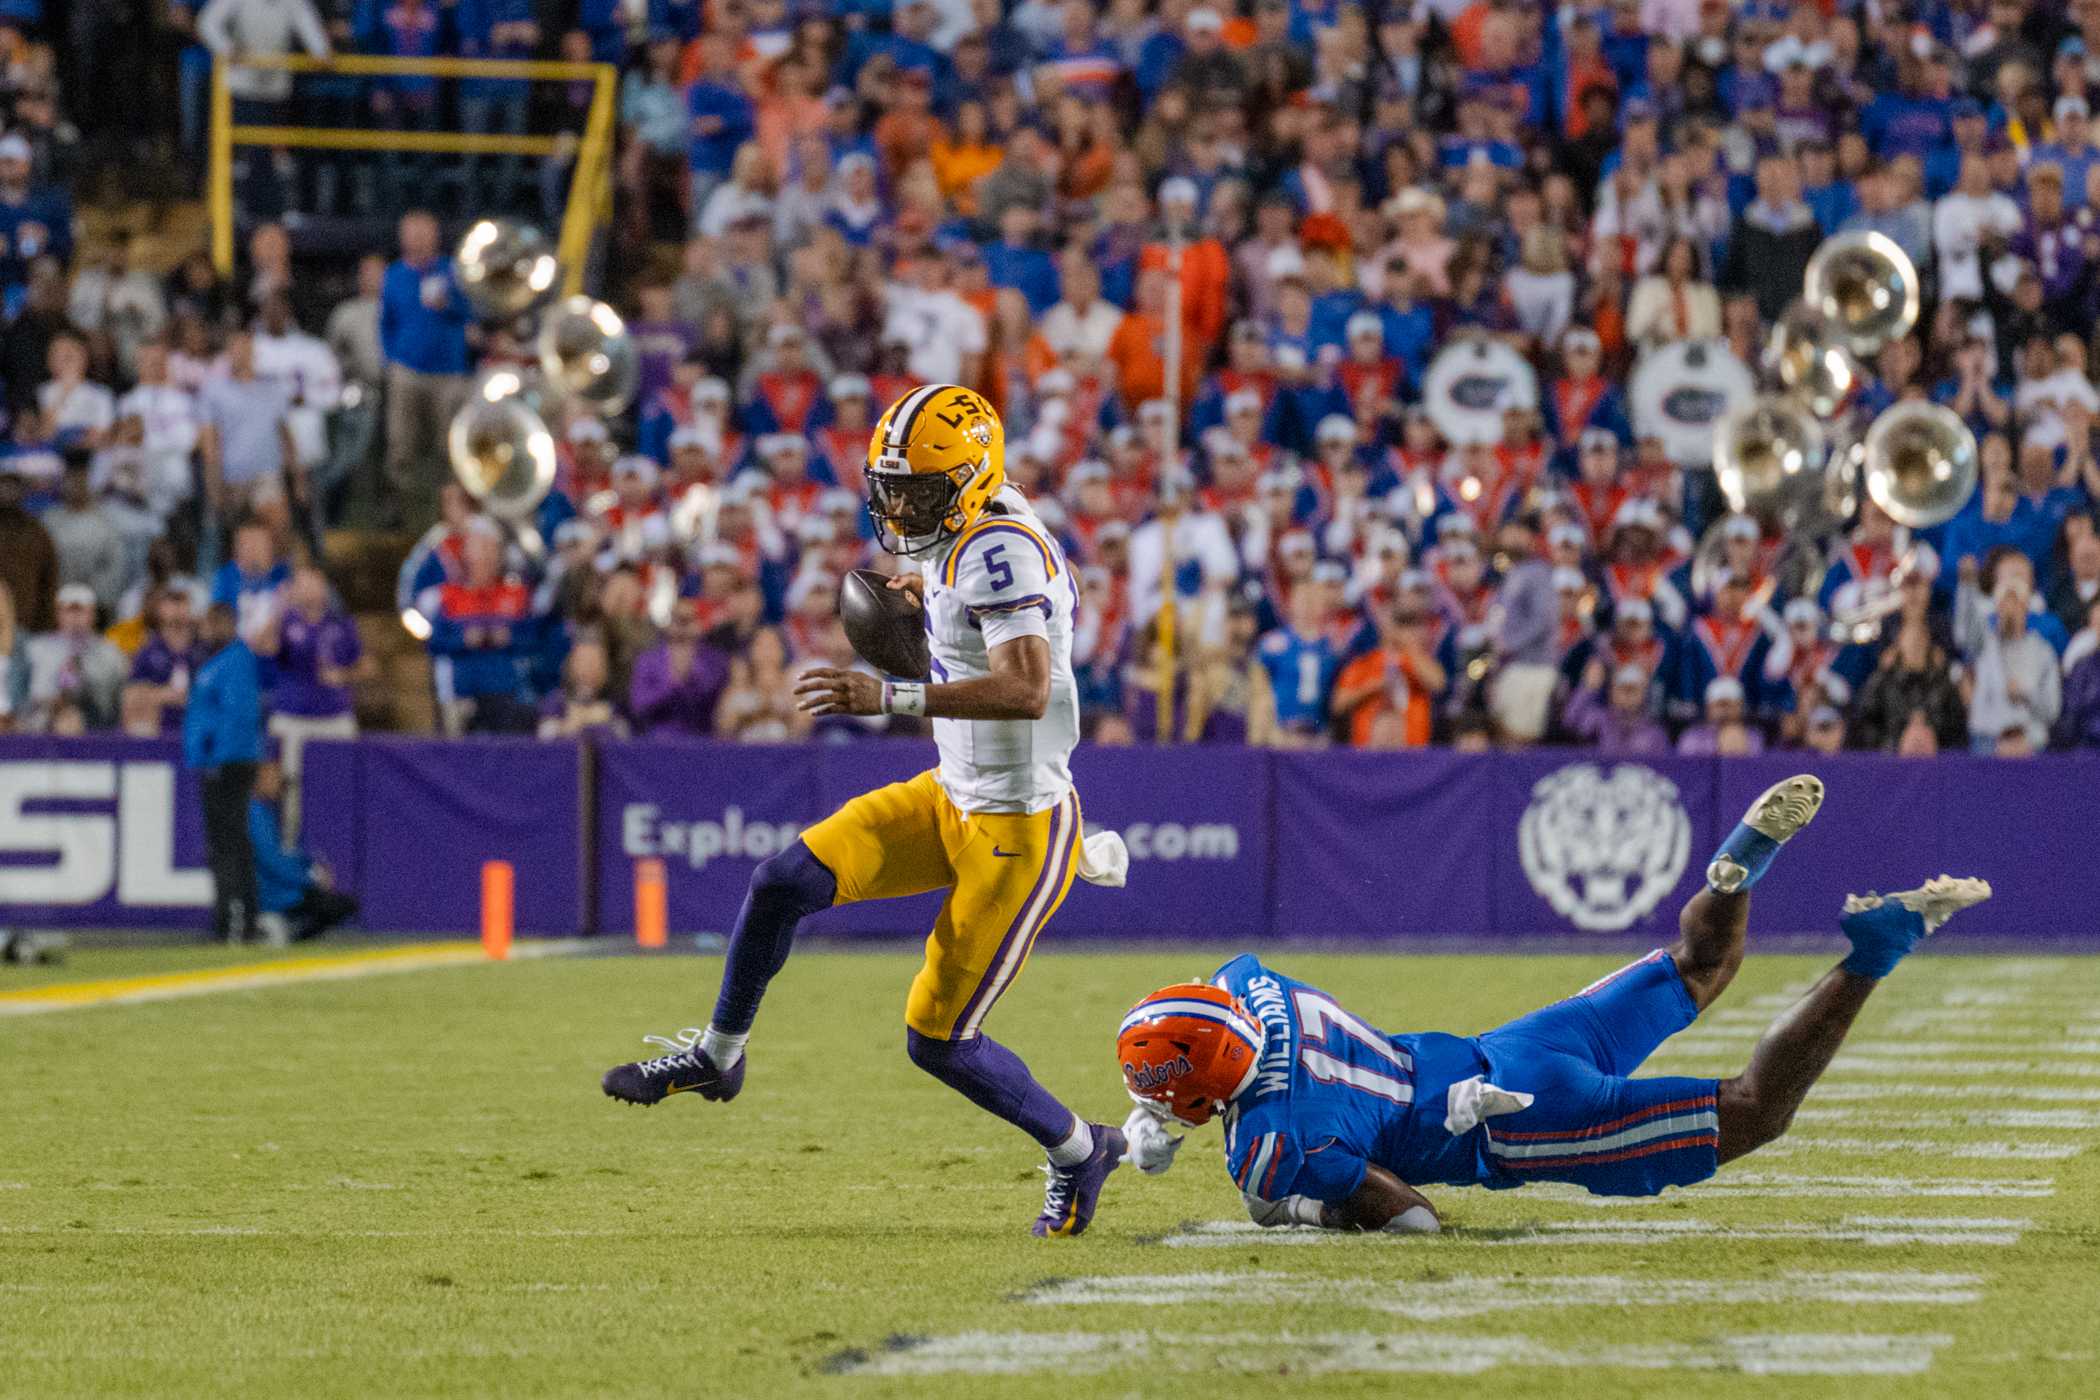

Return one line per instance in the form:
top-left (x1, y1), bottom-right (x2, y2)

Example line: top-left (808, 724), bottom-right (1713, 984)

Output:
top-left (2, 0), bottom-right (2100, 761)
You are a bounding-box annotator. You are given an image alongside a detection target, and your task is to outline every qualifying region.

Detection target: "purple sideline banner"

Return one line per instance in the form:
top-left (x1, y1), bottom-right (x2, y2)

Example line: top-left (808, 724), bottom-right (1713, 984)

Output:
top-left (349, 738), bottom-right (583, 934)
top-left (0, 737), bottom-right (213, 928)
top-left (1271, 750), bottom-right (1494, 937)
top-left (8, 734), bottom-right (2097, 942)
top-left (592, 740), bottom-right (1272, 941)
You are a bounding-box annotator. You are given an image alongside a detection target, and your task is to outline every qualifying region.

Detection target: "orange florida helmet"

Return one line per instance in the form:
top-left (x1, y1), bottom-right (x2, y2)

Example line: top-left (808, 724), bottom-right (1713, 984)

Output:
top-left (1118, 983), bottom-right (1265, 1128)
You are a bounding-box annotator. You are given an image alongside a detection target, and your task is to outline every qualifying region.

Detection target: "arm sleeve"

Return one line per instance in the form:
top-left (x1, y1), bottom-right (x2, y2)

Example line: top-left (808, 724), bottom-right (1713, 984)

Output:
top-left (949, 523), bottom-right (1057, 649)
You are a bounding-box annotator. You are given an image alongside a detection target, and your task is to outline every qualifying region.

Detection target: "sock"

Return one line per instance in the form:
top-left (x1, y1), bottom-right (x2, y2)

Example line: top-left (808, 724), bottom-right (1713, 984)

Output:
top-left (905, 1028), bottom-right (1083, 1152)
top-left (1706, 822), bottom-right (1782, 894)
top-left (709, 842), bottom-right (836, 1035)
top-left (698, 1027), bottom-right (747, 1068)
top-left (1839, 899), bottom-right (1924, 980)
top-left (1046, 1119), bottom-right (1096, 1168)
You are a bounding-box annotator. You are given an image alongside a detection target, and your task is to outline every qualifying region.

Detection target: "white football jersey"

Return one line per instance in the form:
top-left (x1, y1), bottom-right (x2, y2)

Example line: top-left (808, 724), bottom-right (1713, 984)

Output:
top-left (917, 486), bottom-right (1080, 814)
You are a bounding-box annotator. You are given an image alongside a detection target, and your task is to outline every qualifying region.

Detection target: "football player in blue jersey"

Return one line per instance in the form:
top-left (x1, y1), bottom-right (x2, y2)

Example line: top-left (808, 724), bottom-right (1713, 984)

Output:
top-left (1115, 775), bottom-right (1992, 1231)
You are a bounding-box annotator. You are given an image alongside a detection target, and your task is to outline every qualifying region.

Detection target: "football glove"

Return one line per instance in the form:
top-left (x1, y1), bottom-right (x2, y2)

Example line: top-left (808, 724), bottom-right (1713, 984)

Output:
top-left (1121, 1103), bottom-right (1184, 1174)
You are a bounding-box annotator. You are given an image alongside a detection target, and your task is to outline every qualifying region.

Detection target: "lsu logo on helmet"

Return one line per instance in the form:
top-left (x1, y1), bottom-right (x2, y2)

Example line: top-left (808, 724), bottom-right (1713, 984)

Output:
top-left (1117, 984), bottom-right (1264, 1128)
top-left (865, 384), bottom-right (1007, 555)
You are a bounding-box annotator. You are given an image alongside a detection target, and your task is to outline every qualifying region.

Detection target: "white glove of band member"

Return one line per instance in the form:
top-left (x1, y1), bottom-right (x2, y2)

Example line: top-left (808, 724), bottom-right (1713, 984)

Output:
top-left (1121, 1104), bottom-right (1183, 1174)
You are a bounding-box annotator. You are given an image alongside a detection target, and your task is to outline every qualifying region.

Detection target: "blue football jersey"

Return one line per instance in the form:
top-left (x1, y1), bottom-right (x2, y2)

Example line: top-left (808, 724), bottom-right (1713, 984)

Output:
top-left (1255, 628), bottom-right (1341, 733)
top-left (1210, 954), bottom-right (1492, 1205)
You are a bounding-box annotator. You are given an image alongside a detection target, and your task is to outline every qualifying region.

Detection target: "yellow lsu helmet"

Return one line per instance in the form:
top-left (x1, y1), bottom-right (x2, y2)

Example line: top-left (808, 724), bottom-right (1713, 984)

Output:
top-left (865, 383), bottom-right (1005, 555)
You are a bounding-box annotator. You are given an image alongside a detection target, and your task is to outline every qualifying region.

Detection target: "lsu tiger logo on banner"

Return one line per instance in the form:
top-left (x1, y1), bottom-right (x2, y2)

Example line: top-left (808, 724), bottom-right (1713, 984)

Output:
top-left (1518, 763), bottom-right (1690, 931)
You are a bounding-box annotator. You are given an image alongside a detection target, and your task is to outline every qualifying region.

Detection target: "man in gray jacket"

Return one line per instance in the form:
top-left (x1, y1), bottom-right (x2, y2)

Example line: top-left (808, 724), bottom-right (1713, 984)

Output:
top-left (196, 0), bottom-right (332, 215)
top-left (1958, 552), bottom-right (2062, 753)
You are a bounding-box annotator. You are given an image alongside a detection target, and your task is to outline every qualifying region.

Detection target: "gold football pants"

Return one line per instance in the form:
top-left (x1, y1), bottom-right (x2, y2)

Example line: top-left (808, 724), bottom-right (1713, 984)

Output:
top-left (799, 770), bottom-right (1082, 1040)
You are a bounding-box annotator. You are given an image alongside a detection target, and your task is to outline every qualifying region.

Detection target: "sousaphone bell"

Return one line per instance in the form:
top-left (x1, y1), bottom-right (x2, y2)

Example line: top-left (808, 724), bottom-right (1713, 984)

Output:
top-left (1860, 400), bottom-right (1979, 530)
top-left (1802, 231), bottom-right (1921, 359)
top-left (447, 369), bottom-right (557, 522)
top-left (456, 219), bottom-right (561, 321)
top-left (1713, 394), bottom-right (1826, 517)
top-left (538, 296), bottom-right (639, 415)
top-left (1764, 301), bottom-right (1861, 419)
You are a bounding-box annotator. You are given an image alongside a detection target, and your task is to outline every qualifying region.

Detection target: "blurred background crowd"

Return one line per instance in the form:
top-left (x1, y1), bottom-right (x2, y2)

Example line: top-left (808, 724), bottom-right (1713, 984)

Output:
top-left (2, 0), bottom-right (2100, 774)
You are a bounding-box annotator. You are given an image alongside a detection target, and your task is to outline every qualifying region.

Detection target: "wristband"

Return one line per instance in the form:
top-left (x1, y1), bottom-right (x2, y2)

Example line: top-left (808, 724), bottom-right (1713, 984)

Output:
top-left (883, 681), bottom-right (926, 717)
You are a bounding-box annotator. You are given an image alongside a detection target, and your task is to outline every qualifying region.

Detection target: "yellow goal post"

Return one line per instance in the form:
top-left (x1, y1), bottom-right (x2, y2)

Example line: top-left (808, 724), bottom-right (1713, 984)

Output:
top-left (209, 53), bottom-right (619, 294)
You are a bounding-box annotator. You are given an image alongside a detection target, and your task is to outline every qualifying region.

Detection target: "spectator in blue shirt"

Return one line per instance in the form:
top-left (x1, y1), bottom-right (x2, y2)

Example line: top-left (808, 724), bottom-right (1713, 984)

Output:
top-left (184, 602), bottom-right (263, 942)
top-left (2031, 97), bottom-right (2100, 211)
top-left (686, 33), bottom-right (756, 211)
top-left (453, 0), bottom-right (538, 210)
top-left (0, 133), bottom-right (71, 310)
top-left (250, 760), bottom-right (359, 944)
top-left (355, 0), bottom-right (447, 208)
top-left (982, 204), bottom-right (1060, 315)
top-left (1860, 49), bottom-right (1958, 159)
top-left (379, 210), bottom-right (470, 531)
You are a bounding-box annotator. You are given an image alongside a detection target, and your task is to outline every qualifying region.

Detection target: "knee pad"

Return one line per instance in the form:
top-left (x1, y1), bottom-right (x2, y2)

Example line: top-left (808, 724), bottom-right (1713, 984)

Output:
top-left (749, 841), bottom-right (836, 917)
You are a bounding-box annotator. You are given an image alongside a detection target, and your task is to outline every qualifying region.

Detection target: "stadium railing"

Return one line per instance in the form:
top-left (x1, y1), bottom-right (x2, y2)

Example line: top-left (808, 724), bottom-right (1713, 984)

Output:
top-left (207, 53), bottom-right (617, 288)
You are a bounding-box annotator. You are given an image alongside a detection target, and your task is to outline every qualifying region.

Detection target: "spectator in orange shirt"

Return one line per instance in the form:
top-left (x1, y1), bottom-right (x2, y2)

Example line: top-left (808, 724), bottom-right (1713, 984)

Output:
top-left (930, 99), bottom-right (1004, 217)
top-left (873, 70), bottom-right (946, 180)
top-left (1333, 604), bottom-right (1447, 748)
top-left (754, 53), bottom-right (829, 182)
top-left (1141, 177), bottom-right (1232, 360)
top-left (1053, 95), bottom-right (1118, 202)
top-left (1107, 265), bottom-right (1171, 412)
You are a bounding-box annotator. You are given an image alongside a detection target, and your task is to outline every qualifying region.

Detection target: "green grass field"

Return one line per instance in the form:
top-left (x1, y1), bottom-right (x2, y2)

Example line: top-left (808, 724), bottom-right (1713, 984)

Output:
top-left (4, 943), bottom-right (2097, 1399)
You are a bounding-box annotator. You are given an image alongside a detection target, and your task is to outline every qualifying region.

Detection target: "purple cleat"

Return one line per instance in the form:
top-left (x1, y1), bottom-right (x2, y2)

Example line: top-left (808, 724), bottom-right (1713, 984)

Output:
top-left (601, 1028), bottom-right (745, 1106)
top-left (1031, 1123), bottom-right (1126, 1238)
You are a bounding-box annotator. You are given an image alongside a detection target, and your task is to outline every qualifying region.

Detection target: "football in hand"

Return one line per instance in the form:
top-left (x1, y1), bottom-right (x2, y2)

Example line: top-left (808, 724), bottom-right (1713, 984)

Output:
top-left (838, 569), bottom-right (930, 680)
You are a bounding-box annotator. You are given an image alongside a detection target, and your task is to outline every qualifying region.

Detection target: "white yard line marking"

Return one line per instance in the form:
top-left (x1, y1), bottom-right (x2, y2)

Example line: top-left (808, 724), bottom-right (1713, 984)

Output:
top-left (1759, 1136), bottom-right (2081, 1161)
top-left (1695, 1009), bottom-right (2076, 1030)
top-left (1025, 1271), bottom-right (1987, 1320)
top-left (1654, 1055), bottom-right (2100, 1078)
top-left (1935, 990), bottom-right (2094, 1007)
top-left (1806, 1083), bottom-right (2100, 1104)
top-left (1533, 1173), bottom-right (2053, 1202)
top-left (1971, 960), bottom-right (2076, 980)
top-left (839, 1330), bottom-right (1953, 1377)
top-left (1879, 1018), bottom-right (2100, 1037)
top-left (1795, 1107), bottom-right (2100, 1129)
top-left (1665, 1038), bottom-right (2100, 1058)
top-left (1158, 1217), bottom-right (2028, 1249)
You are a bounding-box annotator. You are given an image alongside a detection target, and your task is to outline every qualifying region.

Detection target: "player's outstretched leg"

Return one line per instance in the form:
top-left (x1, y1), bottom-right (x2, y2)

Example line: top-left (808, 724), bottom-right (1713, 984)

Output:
top-left (1717, 875), bottom-right (1991, 1162)
top-left (1673, 775), bottom-right (1825, 1010)
top-left (600, 842), bottom-right (837, 1105)
top-left (906, 1030), bottom-right (1126, 1237)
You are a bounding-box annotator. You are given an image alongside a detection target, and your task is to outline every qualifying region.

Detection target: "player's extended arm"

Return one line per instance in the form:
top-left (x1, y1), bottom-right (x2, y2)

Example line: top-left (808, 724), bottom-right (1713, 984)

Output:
top-left (921, 634), bottom-right (1051, 720)
top-left (794, 576), bottom-right (1052, 721)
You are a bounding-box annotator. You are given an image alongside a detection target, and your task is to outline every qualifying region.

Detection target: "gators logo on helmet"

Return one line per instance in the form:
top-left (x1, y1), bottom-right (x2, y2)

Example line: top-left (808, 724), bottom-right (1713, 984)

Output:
top-left (865, 384), bottom-right (1006, 555)
top-left (1118, 983), bottom-right (1264, 1128)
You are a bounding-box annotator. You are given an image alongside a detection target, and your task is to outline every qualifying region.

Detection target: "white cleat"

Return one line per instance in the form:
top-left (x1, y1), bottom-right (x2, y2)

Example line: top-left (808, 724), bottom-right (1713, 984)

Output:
top-left (1842, 875), bottom-right (1993, 937)
top-left (1742, 774), bottom-right (1825, 843)
top-left (1706, 775), bottom-right (1825, 894)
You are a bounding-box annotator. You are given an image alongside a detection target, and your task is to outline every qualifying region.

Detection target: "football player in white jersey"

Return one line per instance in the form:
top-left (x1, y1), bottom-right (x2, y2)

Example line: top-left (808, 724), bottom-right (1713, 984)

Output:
top-left (601, 383), bottom-right (1129, 1237)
